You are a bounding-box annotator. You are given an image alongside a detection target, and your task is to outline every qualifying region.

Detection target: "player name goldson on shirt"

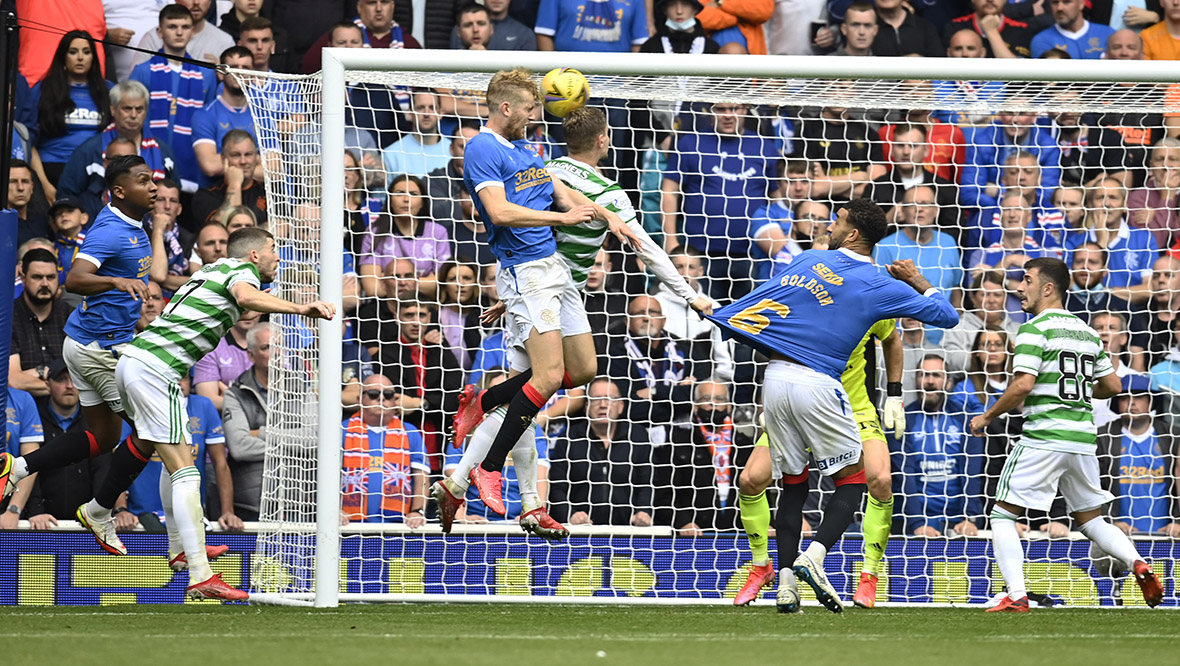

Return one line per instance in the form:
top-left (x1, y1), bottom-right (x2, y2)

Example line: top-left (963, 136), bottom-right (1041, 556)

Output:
top-left (1011, 308), bottom-right (1114, 455)
top-left (124, 259), bottom-right (262, 381)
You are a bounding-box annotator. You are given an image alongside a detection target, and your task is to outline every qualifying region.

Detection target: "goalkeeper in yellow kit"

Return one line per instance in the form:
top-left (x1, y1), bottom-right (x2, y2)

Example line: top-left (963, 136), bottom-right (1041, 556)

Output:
top-left (733, 318), bottom-right (904, 609)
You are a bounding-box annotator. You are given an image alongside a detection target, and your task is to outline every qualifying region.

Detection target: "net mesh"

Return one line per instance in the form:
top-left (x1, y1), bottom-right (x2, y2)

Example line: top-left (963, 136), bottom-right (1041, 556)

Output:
top-left (235, 61), bottom-right (1180, 605)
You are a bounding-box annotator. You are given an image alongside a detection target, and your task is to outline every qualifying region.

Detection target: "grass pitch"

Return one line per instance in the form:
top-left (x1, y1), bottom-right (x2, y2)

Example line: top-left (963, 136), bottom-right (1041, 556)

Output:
top-left (8, 604), bottom-right (1176, 666)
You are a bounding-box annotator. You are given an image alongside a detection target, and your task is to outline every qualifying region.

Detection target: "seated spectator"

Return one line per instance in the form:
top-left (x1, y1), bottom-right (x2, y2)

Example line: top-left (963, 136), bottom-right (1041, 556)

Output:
top-left (880, 104), bottom-right (966, 189)
top-left (967, 192), bottom-right (1047, 280)
top-left (436, 259), bottom-right (483, 371)
top-left (1084, 103), bottom-right (1164, 192)
top-left (2, 385), bottom-right (45, 529)
top-left (898, 316), bottom-right (930, 404)
top-left (833, 2), bottom-right (878, 56)
top-left (942, 270), bottom-right (1021, 374)
top-left (932, 30), bottom-right (1007, 127)
top-left (889, 354), bottom-right (985, 537)
top-left (1092, 311), bottom-right (1147, 426)
top-left (872, 0), bottom-right (944, 57)
top-left (1149, 317), bottom-right (1180, 394)
top-left (1051, 109), bottom-right (1088, 186)
top-left (25, 360), bottom-right (110, 524)
top-left (344, 149), bottom-right (379, 263)
top-left (9, 248), bottom-right (72, 398)
top-left (302, 0), bottom-right (422, 74)
top-left (425, 122), bottom-right (480, 227)
top-left (582, 249), bottom-right (629, 355)
top-left (132, 0), bottom-right (234, 66)
top-left (360, 175), bottom-right (451, 292)
top-left (1065, 177), bottom-right (1160, 297)
top-left (224, 206), bottom-right (257, 234)
top-left (748, 170), bottom-right (832, 279)
top-left (864, 123), bottom-right (959, 230)
top-left (328, 23), bottom-right (409, 151)
top-left (125, 374), bottom-right (237, 529)
top-left (221, 1), bottom-right (297, 73)
top-left (1128, 138), bottom-right (1180, 249)
top-left (549, 378), bottom-right (654, 526)
top-left (1141, 0), bottom-right (1180, 60)
top-left (659, 379), bottom-right (752, 534)
top-left (219, 322), bottom-right (273, 521)
top-left (358, 300), bottom-right (462, 465)
top-left (9, 160), bottom-right (50, 247)
top-left (657, 249), bottom-right (735, 382)
top-left (129, 4), bottom-right (219, 194)
top-left (188, 221), bottom-right (229, 274)
top-left (536, 0), bottom-right (648, 52)
top-left (29, 31), bottom-right (111, 200)
top-left (135, 280), bottom-right (165, 334)
top-left (962, 110), bottom-right (1062, 212)
top-left (1098, 375), bottom-right (1180, 537)
top-left (451, 0), bottom-right (537, 50)
top-left (193, 317), bottom-right (254, 412)
top-left (695, 0), bottom-right (772, 54)
top-left (943, 0), bottom-right (1036, 58)
top-left (340, 374), bottom-right (428, 526)
top-left (145, 179), bottom-right (194, 295)
top-left (447, 186), bottom-right (493, 267)
top-left (1031, 0), bottom-right (1115, 58)
top-left (57, 81), bottom-right (178, 219)
top-left (790, 101), bottom-right (886, 203)
top-left (874, 185), bottom-right (963, 296)
top-left (953, 328), bottom-right (1009, 412)
top-left (1063, 242), bottom-right (1143, 332)
top-left (382, 91), bottom-right (452, 179)
top-left (190, 130), bottom-right (268, 227)
top-left (1143, 255), bottom-right (1180, 367)
top-left (190, 47), bottom-right (261, 191)
top-left (640, 0), bottom-right (721, 55)
top-left (606, 295), bottom-right (706, 443)
top-left (1030, 185), bottom-right (1088, 257)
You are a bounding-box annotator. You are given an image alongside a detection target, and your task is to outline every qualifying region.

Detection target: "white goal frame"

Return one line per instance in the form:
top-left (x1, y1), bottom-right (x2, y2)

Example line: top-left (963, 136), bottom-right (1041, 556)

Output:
top-left (286, 49), bottom-right (1180, 608)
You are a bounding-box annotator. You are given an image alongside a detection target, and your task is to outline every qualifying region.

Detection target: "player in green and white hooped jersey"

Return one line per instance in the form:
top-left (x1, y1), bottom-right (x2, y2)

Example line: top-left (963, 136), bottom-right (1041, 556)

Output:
top-left (970, 257), bottom-right (1163, 611)
top-left (103, 228), bottom-right (335, 601)
top-left (434, 106), bottom-right (714, 537)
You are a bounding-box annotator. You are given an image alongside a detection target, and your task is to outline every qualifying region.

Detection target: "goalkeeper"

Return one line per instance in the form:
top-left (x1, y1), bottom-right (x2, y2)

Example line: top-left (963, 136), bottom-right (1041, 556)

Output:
top-left (433, 105), bottom-right (713, 536)
top-left (734, 234), bottom-right (905, 609)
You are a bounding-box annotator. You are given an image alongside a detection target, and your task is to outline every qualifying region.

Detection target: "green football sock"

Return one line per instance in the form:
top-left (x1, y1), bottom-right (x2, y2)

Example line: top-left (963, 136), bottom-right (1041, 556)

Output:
top-left (739, 490), bottom-right (771, 567)
top-left (861, 495), bottom-right (893, 578)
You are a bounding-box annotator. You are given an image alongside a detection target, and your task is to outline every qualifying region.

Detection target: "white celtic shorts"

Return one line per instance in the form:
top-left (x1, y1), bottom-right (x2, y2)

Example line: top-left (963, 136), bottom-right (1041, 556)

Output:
top-left (62, 336), bottom-right (128, 412)
top-left (115, 355), bottom-right (192, 446)
top-left (498, 254), bottom-right (591, 366)
top-left (762, 359), bottom-right (863, 478)
top-left (996, 444), bottom-right (1114, 513)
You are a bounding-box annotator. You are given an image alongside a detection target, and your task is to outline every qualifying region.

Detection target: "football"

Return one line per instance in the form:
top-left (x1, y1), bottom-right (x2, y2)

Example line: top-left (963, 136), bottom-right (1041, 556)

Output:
top-left (541, 67), bottom-right (589, 117)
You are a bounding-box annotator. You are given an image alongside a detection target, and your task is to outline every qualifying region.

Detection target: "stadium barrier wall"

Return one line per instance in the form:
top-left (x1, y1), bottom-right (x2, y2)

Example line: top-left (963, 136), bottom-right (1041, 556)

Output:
top-left (2, 530), bottom-right (1174, 607)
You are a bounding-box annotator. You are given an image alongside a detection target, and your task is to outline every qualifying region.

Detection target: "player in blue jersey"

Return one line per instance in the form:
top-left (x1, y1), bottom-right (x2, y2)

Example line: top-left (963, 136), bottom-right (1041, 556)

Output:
top-left (0, 155), bottom-right (159, 556)
top-left (710, 199), bottom-right (960, 613)
top-left (440, 68), bottom-right (640, 517)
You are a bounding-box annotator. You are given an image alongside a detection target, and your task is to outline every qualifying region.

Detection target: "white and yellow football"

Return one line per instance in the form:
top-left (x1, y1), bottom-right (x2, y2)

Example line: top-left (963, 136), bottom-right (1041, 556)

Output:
top-left (541, 67), bottom-right (589, 117)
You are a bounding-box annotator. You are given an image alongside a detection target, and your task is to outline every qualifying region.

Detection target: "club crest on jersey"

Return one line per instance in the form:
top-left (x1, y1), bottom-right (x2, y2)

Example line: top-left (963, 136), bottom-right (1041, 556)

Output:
top-left (128, 236), bottom-right (139, 246)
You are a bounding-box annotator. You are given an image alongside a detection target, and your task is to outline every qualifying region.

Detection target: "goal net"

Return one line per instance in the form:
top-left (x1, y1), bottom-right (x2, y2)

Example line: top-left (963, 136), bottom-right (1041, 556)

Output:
top-left (235, 51), bottom-right (1180, 608)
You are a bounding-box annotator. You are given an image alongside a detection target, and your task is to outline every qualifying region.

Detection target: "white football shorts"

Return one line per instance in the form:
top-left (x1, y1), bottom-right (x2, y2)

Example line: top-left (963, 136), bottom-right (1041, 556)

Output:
top-left (115, 354), bottom-right (192, 446)
top-left (62, 336), bottom-right (128, 412)
top-left (996, 444), bottom-right (1114, 513)
top-left (762, 359), bottom-right (863, 478)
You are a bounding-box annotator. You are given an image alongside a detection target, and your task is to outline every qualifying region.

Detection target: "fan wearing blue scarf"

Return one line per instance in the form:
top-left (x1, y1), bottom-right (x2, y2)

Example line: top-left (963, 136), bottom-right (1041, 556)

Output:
top-left (129, 4), bottom-right (218, 194)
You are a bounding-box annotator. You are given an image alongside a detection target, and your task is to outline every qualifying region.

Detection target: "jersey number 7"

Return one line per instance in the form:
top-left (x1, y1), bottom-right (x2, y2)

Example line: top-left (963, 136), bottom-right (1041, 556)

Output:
top-left (163, 279), bottom-right (208, 318)
top-left (728, 298), bottom-right (791, 335)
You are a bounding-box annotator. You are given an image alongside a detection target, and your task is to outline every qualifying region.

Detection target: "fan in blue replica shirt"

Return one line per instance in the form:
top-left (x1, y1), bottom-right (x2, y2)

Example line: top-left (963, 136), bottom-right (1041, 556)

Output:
top-left (0, 156), bottom-right (159, 557)
top-left (709, 199), bottom-right (959, 614)
top-left (3, 386), bottom-right (45, 529)
top-left (1030, 0), bottom-right (1115, 59)
top-left (1063, 177), bottom-right (1160, 291)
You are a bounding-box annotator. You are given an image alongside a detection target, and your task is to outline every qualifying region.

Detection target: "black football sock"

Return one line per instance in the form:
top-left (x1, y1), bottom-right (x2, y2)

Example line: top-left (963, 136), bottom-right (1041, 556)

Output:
top-left (479, 369), bottom-right (533, 413)
top-left (480, 382), bottom-right (547, 473)
top-left (776, 480), bottom-right (809, 569)
top-left (814, 482), bottom-right (867, 551)
top-left (22, 430), bottom-right (100, 474)
top-left (93, 438), bottom-right (152, 510)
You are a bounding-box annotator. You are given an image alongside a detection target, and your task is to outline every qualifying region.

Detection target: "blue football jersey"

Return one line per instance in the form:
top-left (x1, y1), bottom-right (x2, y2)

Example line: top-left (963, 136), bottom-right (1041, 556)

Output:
top-left (709, 248), bottom-right (960, 380)
top-left (463, 127), bottom-right (557, 269)
top-left (63, 205), bottom-right (153, 346)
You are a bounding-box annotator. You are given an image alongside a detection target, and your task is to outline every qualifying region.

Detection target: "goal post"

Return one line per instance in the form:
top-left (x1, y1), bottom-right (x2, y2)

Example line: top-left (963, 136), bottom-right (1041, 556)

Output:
top-left (235, 50), bottom-right (1180, 609)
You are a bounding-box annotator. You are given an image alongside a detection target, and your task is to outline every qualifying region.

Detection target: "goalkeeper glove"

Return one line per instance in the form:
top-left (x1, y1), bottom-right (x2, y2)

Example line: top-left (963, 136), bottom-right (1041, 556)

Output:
top-left (883, 382), bottom-right (905, 439)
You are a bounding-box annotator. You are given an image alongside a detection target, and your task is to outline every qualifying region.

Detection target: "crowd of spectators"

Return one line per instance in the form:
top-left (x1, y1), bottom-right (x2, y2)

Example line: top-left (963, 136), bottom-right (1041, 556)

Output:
top-left (6, 0), bottom-right (1180, 541)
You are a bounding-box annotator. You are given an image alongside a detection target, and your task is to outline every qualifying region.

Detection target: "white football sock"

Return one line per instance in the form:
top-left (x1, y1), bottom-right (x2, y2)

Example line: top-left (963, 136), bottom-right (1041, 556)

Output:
top-left (171, 466), bottom-right (212, 583)
top-left (511, 428), bottom-right (541, 513)
top-left (158, 469), bottom-right (183, 557)
top-left (447, 406), bottom-right (508, 493)
top-left (1079, 517), bottom-right (1142, 570)
top-left (803, 541), bottom-right (828, 564)
top-left (84, 497), bottom-right (110, 521)
top-left (990, 507), bottom-right (1027, 600)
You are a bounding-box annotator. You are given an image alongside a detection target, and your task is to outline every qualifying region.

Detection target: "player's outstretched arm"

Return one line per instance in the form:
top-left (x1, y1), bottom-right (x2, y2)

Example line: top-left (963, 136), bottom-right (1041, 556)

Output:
top-left (1092, 371), bottom-right (1123, 400)
top-left (885, 259), bottom-right (959, 329)
top-left (551, 178), bottom-right (639, 247)
top-left (231, 282), bottom-right (336, 320)
top-left (621, 220), bottom-right (703, 308)
top-left (65, 257), bottom-right (149, 301)
top-left (969, 372), bottom-right (1035, 436)
top-left (476, 185), bottom-right (592, 228)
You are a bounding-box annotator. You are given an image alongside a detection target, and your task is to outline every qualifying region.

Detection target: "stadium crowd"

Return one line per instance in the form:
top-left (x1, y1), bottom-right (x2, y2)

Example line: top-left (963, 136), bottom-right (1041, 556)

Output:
top-left (5, 0), bottom-right (1180, 541)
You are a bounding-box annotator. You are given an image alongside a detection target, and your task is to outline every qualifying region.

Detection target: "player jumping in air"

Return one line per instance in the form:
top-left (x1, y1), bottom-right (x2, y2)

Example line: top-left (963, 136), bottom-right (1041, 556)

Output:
top-left (433, 106), bottom-right (712, 537)
top-left (970, 257), bottom-right (1163, 612)
top-left (710, 199), bottom-right (959, 613)
top-left (112, 227), bottom-right (334, 600)
top-left (434, 69), bottom-right (640, 522)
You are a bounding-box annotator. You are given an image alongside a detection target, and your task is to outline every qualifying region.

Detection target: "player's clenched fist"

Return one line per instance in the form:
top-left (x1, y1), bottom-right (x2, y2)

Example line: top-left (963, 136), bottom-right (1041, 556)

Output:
top-left (968, 414), bottom-right (990, 437)
top-left (302, 300), bottom-right (337, 320)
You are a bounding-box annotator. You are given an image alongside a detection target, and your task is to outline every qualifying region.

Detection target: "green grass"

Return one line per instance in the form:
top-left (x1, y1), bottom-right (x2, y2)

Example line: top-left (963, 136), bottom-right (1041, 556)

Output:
top-left (7, 604), bottom-right (1177, 666)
